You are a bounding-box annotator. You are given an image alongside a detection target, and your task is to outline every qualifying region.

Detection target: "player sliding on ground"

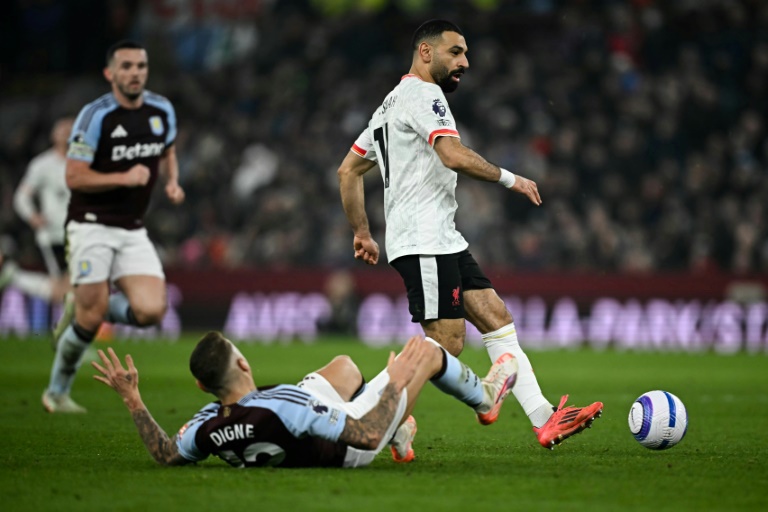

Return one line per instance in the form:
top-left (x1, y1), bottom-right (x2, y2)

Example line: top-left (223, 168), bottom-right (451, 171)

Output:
top-left (92, 333), bottom-right (518, 467)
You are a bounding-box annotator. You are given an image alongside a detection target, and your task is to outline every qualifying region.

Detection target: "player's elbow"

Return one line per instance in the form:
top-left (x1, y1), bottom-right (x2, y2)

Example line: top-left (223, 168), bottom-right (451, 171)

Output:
top-left (156, 456), bottom-right (182, 467)
top-left (154, 455), bottom-right (173, 466)
top-left (65, 167), bottom-right (81, 190)
top-left (357, 433), bottom-right (384, 451)
top-left (65, 160), bottom-right (92, 191)
top-left (12, 191), bottom-right (27, 217)
top-left (337, 163), bottom-right (358, 184)
top-left (337, 164), bottom-right (349, 182)
top-left (438, 153), bottom-right (461, 171)
top-left (435, 145), bottom-right (463, 171)
top-left (340, 420), bottom-right (385, 450)
top-left (152, 451), bottom-right (187, 467)
top-left (434, 137), bottom-right (465, 171)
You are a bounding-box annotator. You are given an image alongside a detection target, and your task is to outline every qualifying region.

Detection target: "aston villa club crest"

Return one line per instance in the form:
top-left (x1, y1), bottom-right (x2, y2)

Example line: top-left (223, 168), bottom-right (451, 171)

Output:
top-left (149, 116), bottom-right (164, 135)
top-left (78, 260), bottom-right (92, 278)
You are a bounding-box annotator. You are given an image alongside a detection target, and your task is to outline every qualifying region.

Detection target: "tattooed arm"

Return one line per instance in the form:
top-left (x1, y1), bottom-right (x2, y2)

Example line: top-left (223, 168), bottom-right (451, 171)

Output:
top-left (339, 382), bottom-right (403, 449)
top-left (338, 335), bottom-right (430, 450)
top-left (92, 347), bottom-right (190, 466)
top-left (126, 402), bottom-right (189, 466)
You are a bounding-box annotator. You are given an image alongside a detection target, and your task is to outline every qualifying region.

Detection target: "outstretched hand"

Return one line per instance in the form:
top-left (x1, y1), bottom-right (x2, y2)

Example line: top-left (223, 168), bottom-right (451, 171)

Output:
top-left (353, 234), bottom-right (379, 265)
top-left (510, 175), bottom-right (542, 206)
top-left (385, 335), bottom-right (431, 390)
top-left (92, 347), bottom-right (142, 408)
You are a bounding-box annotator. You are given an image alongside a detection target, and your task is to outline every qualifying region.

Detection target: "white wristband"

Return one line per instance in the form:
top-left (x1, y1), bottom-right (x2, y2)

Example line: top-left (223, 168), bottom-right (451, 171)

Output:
top-left (498, 168), bottom-right (516, 188)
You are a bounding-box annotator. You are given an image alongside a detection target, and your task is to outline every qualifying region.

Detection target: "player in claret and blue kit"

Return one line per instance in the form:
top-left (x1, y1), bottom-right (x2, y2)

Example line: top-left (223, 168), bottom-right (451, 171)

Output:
top-left (43, 40), bottom-right (185, 413)
top-left (93, 332), bottom-right (519, 467)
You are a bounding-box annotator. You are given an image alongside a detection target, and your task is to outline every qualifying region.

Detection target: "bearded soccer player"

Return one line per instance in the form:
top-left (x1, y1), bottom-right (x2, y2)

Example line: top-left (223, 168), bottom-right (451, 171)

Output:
top-left (43, 40), bottom-right (185, 413)
top-left (337, 19), bottom-right (603, 449)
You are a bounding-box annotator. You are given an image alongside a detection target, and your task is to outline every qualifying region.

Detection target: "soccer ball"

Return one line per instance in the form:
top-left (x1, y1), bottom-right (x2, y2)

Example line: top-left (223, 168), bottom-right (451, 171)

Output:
top-left (628, 390), bottom-right (688, 450)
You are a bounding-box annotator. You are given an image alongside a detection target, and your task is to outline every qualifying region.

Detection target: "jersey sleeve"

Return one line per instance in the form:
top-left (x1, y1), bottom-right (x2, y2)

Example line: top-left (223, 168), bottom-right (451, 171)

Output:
top-left (351, 128), bottom-right (378, 163)
top-left (175, 403), bottom-right (219, 462)
top-left (164, 102), bottom-right (177, 146)
top-left (67, 105), bottom-right (103, 163)
top-left (144, 92), bottom-right (177, 147)
top-left (266, 385), bottom-right (348, 443)
top-left (407, 85), bottom-right (460, 146)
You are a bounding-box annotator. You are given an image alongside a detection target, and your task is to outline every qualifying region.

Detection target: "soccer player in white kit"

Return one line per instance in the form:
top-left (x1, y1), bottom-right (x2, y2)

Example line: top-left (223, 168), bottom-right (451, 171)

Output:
top-left (1, 118), bottom-right (74, 303)
top-left (338, 19), bottom-right (603, 450)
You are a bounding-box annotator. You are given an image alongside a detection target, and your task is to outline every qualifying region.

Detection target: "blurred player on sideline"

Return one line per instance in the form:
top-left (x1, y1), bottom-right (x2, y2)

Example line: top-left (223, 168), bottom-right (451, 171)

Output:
top-left (1, 118), bottom-right (75, 304)
top-left (337, 19), bottom-right (602, 449)
top-left (93, 333), bottom-right (517, 467)
top-left (43, 40), bottom-right (185, 413)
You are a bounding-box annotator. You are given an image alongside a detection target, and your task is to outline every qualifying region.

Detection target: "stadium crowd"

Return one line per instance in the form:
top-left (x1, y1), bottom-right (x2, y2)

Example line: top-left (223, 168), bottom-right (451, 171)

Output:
top-left (1, 0), bottom-right (767, 274)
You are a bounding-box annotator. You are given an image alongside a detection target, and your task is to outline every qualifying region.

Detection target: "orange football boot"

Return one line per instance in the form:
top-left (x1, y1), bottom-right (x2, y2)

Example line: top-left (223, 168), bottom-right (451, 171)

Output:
top-left (390, 415), bottom-right (417, 463)
top-left (534, 394), bottom-right (603, 449)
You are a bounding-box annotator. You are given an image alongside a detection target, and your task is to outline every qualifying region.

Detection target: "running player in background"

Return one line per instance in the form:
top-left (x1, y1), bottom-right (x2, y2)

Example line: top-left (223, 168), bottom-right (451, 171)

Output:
top-left (0, 249), bottom-right (67, 302)
top-left (92, 333), bottom-right (518, 467)
top-left (1, 118), bottom-right (75, 304)
top-left (338, 19), bottom-right (602, 449)
top-left (43, 40), bottom-right (185, 413)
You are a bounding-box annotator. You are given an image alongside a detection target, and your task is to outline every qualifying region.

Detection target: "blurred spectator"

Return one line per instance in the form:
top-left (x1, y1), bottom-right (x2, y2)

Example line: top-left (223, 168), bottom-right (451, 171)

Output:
top-left (319, 269), bottom-right (359, 336)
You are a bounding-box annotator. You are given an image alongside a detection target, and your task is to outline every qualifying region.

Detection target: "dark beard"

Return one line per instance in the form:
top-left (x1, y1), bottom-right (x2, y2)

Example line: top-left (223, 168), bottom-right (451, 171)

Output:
top-left (437, 74), bottom-right (459, 93)
top-left (118, 84), bottom-right (143, 101)
top-left (433, 66), bottom-right (462, 93)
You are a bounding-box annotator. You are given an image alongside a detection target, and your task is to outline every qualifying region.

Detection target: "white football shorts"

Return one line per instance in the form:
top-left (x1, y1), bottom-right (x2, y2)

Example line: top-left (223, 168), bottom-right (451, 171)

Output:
top-left (297, 372), bottom-right (407, 468)
top-left (66, 221), bottom-right (165, 285)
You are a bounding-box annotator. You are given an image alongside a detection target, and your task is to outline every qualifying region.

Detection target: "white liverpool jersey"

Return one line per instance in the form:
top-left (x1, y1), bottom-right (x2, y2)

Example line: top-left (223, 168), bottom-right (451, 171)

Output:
top-left (352, 74), bottom-right (468, 262)
top-left (13, 148), bottom-right (69, 246)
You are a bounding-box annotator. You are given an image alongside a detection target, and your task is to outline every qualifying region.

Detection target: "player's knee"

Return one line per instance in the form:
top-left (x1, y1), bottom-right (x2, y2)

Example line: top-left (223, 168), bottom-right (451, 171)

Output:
top-left (75, 300), bottom-right (108, 331)
top-left (131, 300), bottom-right (167, 326)
top-left (76, 310), bottom-right (104, 332)
top-left (442, 334), bottom-right (464, 357)
top-left (438, 325), bottom-right (466, 356)
top-left (329, 355), bottom-right (362, 382)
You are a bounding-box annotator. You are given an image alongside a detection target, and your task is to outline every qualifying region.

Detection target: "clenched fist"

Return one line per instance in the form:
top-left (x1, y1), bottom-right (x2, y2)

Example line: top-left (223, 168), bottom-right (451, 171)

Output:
top-left (123, 164), bottom-right (150, 187)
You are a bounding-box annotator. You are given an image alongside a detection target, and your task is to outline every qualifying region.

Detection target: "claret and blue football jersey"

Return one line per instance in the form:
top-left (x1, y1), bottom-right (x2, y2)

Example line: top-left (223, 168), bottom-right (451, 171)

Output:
top-left (66, 90), bottom-right (176, 229)
top-left (175, 385), bottom-right (349, 468)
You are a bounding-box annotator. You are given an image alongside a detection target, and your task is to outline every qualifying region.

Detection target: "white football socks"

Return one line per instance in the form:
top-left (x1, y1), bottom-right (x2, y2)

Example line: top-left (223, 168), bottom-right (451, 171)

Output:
top-left (482, 323), bottom-right (553, 427)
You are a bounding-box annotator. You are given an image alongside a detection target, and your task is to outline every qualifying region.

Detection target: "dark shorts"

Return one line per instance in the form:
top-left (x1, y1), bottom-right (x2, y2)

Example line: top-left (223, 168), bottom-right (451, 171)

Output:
top-left (389, 249), bottom-right (493, 323)
top-left (51, 244), bottom-right (67, 273)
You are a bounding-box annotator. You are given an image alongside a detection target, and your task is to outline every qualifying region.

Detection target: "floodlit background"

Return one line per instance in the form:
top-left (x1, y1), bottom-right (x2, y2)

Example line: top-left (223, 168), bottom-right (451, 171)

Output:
top-left (1, 0), bottom-right (767, 351)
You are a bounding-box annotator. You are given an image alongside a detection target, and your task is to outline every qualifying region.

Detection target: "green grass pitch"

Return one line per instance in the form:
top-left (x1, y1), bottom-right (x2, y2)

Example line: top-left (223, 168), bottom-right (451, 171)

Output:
top-left (1, 334), bottom-right (766, 511)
